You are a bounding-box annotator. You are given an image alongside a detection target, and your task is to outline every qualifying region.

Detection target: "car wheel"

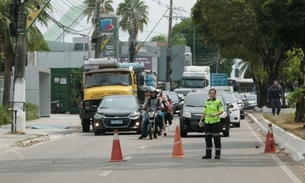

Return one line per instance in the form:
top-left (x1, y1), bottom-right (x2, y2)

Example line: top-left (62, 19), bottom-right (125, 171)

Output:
top-left (235, 122), bottom-right (240, 128)
top-left (94, 131), bottom-right (100, 136)
top-left (180, 130), bottom-right (187, 137)
top-left (82, 119), bottom-right (90, 132)
top-left (136, 129), bottom-right (141, 134)
top-left (241, 116), bottom-right (245, 119)
top-left (223, 130), bottom-right (230, 137)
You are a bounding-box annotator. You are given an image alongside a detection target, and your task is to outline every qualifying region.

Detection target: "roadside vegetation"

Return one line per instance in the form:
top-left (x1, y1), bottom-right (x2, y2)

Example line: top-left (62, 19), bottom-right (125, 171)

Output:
top-left (263, 113), bottom-right (305, 140)
top-left (0, 103), bottom-right (39, 126)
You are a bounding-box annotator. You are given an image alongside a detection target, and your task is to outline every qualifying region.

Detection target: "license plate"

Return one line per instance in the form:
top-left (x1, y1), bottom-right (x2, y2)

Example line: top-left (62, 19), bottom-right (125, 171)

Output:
top-left (111, 119), bottom-right (123, 124)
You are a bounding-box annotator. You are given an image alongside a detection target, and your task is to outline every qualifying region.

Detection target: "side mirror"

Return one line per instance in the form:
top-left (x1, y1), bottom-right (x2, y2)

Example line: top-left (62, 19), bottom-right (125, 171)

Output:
top-left (226, 102), bottom-right (234, 108)
top-left (139, 75), bottom-right (144, 85)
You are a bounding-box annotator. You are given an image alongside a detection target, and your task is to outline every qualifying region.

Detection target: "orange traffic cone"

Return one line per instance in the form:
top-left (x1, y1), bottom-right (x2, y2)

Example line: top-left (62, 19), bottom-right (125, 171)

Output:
top-left (264, 123), bottom-right (276, 153)
top-left (172, 126), bottom-right (186, 158)
top-left (109, 129), bottom-right (126, 162)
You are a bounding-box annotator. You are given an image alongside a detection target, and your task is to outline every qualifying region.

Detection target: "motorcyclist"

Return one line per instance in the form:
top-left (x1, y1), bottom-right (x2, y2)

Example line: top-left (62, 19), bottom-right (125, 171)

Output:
top-left (138, 89), bottom-right (164, 139)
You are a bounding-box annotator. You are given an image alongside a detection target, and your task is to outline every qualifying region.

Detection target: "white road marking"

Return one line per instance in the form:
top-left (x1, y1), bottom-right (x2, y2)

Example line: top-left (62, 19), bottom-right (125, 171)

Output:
top-left (125, 156), bottom-right (132, 160)
top-left (245, 120), bottom-right (303, 183)
top-left (140, 146), bottom-right (146, 149)
top-left (99, 170), bottom-right (112, 177)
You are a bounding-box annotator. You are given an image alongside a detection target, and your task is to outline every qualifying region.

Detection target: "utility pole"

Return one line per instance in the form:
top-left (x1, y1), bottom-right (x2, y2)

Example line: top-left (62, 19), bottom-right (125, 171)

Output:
top-left (166, 0), bottom-right (173, 91)
top-left (193, 26), bottom-right (196, 65)
top-left (94, 0), bottom-right (101, 58)
top-left (13, 0), bottom-right (27, 133)
top-left (129, 0), bottom-right (136, 63)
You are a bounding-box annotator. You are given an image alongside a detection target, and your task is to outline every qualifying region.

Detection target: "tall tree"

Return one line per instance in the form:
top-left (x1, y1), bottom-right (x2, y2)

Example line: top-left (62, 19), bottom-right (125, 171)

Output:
top-left (82, 0), bottom-right (114, 23)
top-left (116, 0), bottom-right (148, 54)
top-left (0, 0), bottom-right (51, 106)
top-left (150, 35), bottom-right (167, 43)
top-left (255, 0), bottom-right (305, 122)
top-left (191, 0), bottom-right (291, 107)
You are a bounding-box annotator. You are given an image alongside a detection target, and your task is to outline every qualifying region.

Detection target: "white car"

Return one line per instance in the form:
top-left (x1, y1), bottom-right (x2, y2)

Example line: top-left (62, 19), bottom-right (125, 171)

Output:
top-left (219, 92), bottom-right (241, 127)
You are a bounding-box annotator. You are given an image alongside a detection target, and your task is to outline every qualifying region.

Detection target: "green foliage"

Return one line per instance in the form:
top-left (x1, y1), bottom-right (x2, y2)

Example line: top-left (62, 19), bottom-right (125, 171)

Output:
top-left (25, 103), bottom-right (39, 121)
top-left (0, 103), bottom-right (39, 126)
top-left (70, 68), bottom-right (83, 106)
top-left (150, 35), bottom-right (167, 43)
top-left (0, 105), bottom-right (11, 126)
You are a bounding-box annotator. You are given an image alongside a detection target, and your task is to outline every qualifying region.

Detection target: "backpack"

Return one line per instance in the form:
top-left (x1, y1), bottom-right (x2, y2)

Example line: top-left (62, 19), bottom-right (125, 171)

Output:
top-left (148, 97), bottom-right (161, 108)
top-left (270, 86), bottom-right (280, 98)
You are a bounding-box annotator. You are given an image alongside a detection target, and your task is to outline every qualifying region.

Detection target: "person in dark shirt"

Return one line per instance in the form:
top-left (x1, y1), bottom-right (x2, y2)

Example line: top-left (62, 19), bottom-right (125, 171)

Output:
top-left (267, 81), bottom-right (284, 116)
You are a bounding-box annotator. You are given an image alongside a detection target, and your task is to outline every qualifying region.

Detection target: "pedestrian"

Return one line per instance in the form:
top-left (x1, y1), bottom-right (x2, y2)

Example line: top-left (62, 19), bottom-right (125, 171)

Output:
top-left (267, 81), bottom-right (284, 116)
top-left (199, 89), bottom-right (224, 159)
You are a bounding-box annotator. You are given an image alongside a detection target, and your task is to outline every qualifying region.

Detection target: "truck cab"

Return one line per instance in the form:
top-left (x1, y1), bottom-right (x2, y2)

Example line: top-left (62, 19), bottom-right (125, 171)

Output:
top-left (79, 58), bottom-right (145, 132)
top-left (179, 66), bottom-right (210, 92)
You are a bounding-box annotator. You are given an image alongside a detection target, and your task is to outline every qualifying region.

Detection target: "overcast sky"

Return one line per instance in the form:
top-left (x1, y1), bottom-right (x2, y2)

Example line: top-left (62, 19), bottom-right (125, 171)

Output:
top-left (39, 0), bottom-right (197, 43)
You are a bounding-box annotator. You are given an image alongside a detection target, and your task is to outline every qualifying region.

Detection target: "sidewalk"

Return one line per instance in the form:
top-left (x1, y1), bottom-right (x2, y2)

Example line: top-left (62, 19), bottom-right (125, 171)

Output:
top-left (0, 114), bottom-right (81, 150)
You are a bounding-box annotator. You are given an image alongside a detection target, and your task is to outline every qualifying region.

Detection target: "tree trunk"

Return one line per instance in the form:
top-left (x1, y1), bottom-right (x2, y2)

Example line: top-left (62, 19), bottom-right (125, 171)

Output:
top-left (294, 57), bottom-right (305, 122)
top-left (2, 53), bottom-right (13, 107)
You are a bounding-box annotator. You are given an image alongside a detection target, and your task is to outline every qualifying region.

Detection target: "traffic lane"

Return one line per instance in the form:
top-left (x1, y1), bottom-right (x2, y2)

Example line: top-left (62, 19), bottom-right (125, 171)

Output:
top-left (95, 118), bottom-right (299, 183)
top-left (0, 117), bottom-right (303, 183)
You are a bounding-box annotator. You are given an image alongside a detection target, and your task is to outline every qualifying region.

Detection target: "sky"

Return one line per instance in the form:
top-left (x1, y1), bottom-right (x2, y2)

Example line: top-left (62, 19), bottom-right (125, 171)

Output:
top-left (38, 0), bottom-right (197, 43)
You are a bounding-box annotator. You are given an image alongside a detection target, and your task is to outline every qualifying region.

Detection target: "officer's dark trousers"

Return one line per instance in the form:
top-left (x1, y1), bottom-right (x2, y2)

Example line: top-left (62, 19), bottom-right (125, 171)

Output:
top-left (271, 98), bottom-right (281, 115)
top-left (204, 122), bottom-right (221, 153)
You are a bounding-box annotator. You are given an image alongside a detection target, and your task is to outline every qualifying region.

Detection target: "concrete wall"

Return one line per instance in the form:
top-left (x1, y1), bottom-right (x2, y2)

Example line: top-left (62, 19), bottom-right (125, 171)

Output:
top-left (25, 66), bottom-right (50, 117)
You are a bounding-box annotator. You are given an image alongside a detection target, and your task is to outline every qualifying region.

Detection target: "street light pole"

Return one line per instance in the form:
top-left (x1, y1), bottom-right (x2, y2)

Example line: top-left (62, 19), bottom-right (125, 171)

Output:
top-left (166, 0), bottom-right (173, 91)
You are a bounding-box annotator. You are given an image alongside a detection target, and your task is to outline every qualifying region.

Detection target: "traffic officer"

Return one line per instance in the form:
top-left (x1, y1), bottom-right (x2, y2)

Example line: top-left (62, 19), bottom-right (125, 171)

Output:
top-left (199, 89), bottom-right (224, 159)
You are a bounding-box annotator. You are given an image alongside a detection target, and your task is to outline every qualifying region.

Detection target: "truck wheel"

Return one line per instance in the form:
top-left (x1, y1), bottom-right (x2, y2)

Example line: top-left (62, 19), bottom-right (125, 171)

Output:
top-left (82, 119), bottom-right (90, 132)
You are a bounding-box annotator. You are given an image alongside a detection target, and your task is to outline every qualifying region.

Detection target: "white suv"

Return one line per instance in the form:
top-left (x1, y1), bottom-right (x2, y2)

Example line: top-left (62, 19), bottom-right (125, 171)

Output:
top-left (219, 92), bottom-right (241, 127)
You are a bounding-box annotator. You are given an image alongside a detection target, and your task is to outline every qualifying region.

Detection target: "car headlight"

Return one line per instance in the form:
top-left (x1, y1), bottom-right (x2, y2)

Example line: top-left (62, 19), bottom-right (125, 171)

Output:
top-left (220, 112), bottom-right (227, 118)
top-left (130, 112), bottom-right (141, 119)
top-left (94, 113), bottom-right (104, 119)
top-left (182, 111), bottom-right (192, 118)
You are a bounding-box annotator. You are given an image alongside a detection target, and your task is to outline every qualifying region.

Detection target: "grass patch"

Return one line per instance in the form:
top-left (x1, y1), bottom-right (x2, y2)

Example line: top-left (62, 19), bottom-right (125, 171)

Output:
top-left (263, 113), bottom-right (305, 140)
top-left (0, 103), bottom-right (39, 126)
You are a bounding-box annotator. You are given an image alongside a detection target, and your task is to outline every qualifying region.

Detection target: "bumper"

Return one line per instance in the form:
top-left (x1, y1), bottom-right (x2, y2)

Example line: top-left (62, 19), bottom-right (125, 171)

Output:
top-left (179, 116), bottom-right (229, 132)
top-left (93, 118), bottom-right (142, 133)
top-left (79, 111), bottom-right (96, 121)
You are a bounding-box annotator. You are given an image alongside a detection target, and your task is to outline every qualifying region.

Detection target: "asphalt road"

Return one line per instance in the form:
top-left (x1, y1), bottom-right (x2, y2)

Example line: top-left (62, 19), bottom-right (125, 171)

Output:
top-left (0, 115), bottom-right (304, 183)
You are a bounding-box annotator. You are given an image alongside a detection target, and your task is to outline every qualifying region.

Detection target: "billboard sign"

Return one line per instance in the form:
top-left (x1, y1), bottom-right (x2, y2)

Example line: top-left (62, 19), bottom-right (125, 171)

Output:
top-left (120, 57), bottom-right (152, 70)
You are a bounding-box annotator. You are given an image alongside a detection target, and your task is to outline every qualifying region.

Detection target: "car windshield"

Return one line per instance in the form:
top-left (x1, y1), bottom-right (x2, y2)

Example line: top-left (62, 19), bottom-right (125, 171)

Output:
top-left (184, 93), bottom-right (224, 108)
top-left (100, 97), bottom-right (138, 108)
top-left (165, 93), bottom-right (179, 101)
top-left (220, 93), bottom-right (237, 103)
top-left (233, 92), bottom-right (242, 100)
top-left (247, 95), bottom-right (257, 101)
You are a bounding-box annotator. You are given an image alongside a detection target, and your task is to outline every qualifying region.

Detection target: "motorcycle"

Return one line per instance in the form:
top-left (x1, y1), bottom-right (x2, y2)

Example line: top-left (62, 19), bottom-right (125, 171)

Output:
top-left (51, 100), bottom-right (62, 114)
top-left (146, 108), bottom-right (161, 140)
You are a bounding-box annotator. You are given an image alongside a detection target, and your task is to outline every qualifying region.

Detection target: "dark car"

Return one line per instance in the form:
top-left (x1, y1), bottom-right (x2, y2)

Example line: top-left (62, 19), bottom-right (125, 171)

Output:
top-left (163, 91), bottom-right (184, 115)
top-left (93, 95), bottom-right (143, 135)
top-left (179, 92), bottom-right (232, 137)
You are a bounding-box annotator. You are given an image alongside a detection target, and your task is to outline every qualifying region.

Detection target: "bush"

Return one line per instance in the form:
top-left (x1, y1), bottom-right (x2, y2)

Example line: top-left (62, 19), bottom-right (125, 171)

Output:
top-left (25, 103), bottom-right (39, 121)
top-left (0, 103), bottom-right (39, 126)
top-left (0, 106), bottom-right (11, 126)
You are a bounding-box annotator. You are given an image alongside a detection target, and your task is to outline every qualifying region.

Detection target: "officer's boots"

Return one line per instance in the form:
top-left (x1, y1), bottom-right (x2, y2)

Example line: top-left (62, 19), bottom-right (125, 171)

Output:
top-left (202, 150), bottom-right (212, 159)
top-left (215, 150), bottom-right (221, 159)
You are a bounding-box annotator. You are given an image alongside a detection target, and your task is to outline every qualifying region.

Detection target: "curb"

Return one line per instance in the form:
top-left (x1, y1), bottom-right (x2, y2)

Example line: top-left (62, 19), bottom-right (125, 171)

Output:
top-left (246, 112), bottom-right (305, 162)
top-left (14, 133), bottom-right (50, 147)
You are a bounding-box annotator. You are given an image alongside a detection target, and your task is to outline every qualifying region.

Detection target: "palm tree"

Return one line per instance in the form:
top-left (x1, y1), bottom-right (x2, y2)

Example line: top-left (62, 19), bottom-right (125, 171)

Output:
top-left (82, 0), bottom-right (114, 23)
top-left (116, 0), bottom-right (148, 61)
top-left (0, 0), bottom-right (51, 106)
top-left (116, 0), bottom-right (148, 40)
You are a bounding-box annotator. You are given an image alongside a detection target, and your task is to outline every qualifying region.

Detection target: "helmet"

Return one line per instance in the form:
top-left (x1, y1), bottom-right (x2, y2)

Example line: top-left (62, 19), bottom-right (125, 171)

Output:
top-left (150, 88), bottom-right (158, 94)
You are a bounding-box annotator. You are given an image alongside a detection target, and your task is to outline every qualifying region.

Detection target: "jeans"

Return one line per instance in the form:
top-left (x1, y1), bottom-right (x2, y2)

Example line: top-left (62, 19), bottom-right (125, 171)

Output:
top-left (142, 111), bottom-right (164, 136)
top-left (271, 98), bottom-right (281, 115)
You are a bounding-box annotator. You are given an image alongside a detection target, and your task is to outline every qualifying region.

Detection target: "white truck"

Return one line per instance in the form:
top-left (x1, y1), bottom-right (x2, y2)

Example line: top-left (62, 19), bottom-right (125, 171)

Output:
top-left (177, 66), bottom-right (211, 92)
